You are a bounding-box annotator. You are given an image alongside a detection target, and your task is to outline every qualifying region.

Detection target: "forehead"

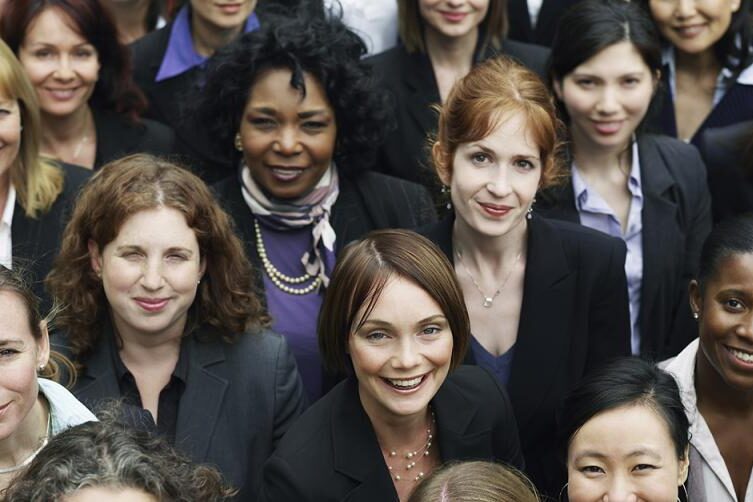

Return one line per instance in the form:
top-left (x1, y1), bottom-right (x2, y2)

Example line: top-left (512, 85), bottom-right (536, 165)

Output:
top-left (573, 41), bottom-right (652, 75)
top-left (111, 207), bottom-right (198, 247)
top-left (24, 7), bottom-right (88, 45)
top-left (246, 67), bottom-right (332, 111)
top-left (461, 111), bottom-right (541, 156)
top-left (358, 275), bottom-right (444, 323)
top-left (569, 404), bottom-right (675, 458)
top-left (707, 252), bottom-right (753, 290)
top-left (0, 290), bottom-right (35, 338)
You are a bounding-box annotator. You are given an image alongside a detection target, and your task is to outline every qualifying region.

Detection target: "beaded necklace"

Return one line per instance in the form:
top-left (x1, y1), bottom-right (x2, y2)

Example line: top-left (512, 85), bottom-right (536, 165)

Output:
top-left (254, 219), bottom-right (322, 295)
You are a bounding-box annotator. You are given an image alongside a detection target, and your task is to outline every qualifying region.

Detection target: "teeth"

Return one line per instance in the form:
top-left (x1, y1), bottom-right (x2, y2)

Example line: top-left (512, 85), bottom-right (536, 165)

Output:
top-left (730, 348), bottom-right (753, 363)
top-left (387, 376), bottom-right (423, 388)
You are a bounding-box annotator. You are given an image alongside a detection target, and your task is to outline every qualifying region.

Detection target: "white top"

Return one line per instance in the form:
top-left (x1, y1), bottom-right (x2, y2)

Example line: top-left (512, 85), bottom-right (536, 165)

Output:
top-left (662, 339), bottom-right (753, 502)
top-left (38, 378), bottom-right (97, 435)
top-left (325, 0), bottom-right (398, 56)
top-left (0, 184), bottom-right (16, 270)
top-left (527, 0), bottom-right (544, 28)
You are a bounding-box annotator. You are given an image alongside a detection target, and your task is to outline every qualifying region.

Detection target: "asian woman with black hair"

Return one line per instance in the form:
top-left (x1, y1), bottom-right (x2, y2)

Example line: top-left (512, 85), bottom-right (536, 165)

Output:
top-left (663, 214), bottom-right (753, 501)
top-left (540, 0), bottom-right (712, 360)
top-left (637, 0), bottom-right (753, 145)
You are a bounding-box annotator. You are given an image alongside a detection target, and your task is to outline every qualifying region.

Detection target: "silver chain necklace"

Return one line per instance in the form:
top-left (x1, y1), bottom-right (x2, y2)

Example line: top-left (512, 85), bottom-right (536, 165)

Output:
top-left (456, 248), bottom-right (521, 308)
top-left (0, 409), bottom-right (51, 474)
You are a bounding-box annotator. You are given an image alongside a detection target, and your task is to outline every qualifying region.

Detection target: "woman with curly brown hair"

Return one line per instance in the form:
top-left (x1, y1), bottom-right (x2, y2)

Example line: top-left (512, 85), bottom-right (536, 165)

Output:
top-left (46, 153), bottom-right (306, 500)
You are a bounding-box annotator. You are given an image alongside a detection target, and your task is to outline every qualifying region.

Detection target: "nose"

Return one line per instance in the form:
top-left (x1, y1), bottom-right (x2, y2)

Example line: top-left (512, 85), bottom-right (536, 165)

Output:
top-left (52, 54), bottom-right (75, 81)
top-left (391, 336), bottom-right (422, 370)
top-left (595, 85), bottom-right (620, 115)
top-left (486, 165), bottom-right (513, 197)
top-left (273, 126), bottom-right (302, 156)
top-left (674, 0), bottom-right (697, 18)
top-left (140, 258), bottom-right (164, 291)
top-left (734, 311), bottom-right (753, 340)
top-left (603, 475), bottom-right (639, 502)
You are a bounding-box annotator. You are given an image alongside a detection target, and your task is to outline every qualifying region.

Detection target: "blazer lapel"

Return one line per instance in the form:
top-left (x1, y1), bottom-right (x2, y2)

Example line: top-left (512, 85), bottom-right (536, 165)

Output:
top-left (400, 51), bottom-right (440, 136)
top-left (507, 217), bottom-right (575, 424)
top-left (175, 333), bottom-right (228, 463)
top-left (74, 327), bottom-right (121, 404)
top-left (432, 379), bottom-right (491, 460)
top-left (637, 136), bottom-right (678, 355)
top-left (331, 379), bottom-right (398, 502)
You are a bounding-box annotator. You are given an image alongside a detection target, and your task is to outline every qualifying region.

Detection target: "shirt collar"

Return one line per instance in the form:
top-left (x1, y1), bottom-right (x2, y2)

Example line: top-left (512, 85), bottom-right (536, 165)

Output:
top-left (1, 184), bottom-right (16, 228)
top-left (155, 5), bottom-right (260, 83)
top-left (109, 327), bottom-right (190, 384)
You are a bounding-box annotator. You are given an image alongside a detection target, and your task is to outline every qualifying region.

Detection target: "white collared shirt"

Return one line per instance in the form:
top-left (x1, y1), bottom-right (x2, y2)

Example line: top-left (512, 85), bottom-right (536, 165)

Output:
top-left (0, 184), bottom-right (16, 270)
top-left (527, 0), bottom-right (544, 27)
top-left (662, 339), bottom-right (753, 502)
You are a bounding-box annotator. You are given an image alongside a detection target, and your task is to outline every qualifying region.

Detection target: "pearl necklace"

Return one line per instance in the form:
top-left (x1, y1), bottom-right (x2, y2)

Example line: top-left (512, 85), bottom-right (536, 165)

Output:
top-left (455, 248), bottom-right (521, 308)
top-left (385, 410), bottom-right (435, 482)
top-left (254, 220), bottom-right (322, 295)
top-left (0, 409), bottom-right (51, 475)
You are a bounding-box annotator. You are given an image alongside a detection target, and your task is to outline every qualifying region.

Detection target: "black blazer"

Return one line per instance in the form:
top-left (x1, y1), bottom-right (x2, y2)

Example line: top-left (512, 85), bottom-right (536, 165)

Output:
top-left (54, 324), bottom-right (306, 501)
top-left (697, 120), bottom-right (753, 222)
top-left (537, 134), bottom-right (712, 360)
top-left (366, 40), bottom-right (549, 192)
top-left (506, 0), bottom-right (582, 47)
top-left (259, 366), bottom-right (524, 501)
top-left (419, 215), bottom-right (631, 496)
top-left (92, 109), bottom-right (175, 169)
top-left (11, 163), bottom-right (90, 308)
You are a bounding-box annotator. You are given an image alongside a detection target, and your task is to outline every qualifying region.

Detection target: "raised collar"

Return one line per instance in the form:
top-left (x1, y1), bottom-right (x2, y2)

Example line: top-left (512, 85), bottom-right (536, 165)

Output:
top-left (155, 5), bottom-right (260, 83)
top-left (572, 141), bottom-right (642, 212)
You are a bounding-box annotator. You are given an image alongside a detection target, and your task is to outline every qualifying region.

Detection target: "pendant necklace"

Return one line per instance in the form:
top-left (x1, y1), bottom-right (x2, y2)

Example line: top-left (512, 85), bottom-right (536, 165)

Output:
top-left (456, 248), bottom-right (521, 308)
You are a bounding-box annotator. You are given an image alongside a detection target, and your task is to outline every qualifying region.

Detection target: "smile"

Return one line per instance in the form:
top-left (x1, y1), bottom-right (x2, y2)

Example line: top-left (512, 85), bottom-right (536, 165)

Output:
top-left (44, 87), bottom-right (80, 100)
top-left (267, 165), bottom-right (306, 182)
top-left (440, 11), bottom-right (468, 22)
top-left (215, 2), bottom-right (243, 13)
top-left (727, 346), bottom-right (753, 364)
top-left (382, 374), bottom-right (427, 391)
top-left (673, 24), bottom-right (706, 38)
top-left (478, 201), bottom-right (513, 218)
top-left (134, 298), bottom-right (169, 312)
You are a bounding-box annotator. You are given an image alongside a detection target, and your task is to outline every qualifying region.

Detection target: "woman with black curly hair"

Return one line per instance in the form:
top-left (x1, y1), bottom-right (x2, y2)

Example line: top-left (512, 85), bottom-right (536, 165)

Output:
top-left (4, 418), bottom-right (234, 501)
top-left (203, 14), bottom-right (437, 401)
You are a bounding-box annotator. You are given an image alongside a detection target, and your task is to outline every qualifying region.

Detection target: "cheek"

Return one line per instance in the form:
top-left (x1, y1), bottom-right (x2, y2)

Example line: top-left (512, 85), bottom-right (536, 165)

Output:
top-left (348, 340), bottom-right (384, 377)
top-left (309, 135), bottom-right (336, 164)
top-left (0, 362), bottom-right (38, 398)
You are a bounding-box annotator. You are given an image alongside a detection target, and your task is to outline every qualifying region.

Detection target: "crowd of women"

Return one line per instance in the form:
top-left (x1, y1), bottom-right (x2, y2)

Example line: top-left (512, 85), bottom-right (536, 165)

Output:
top-left (0, 0), bottom-right (752, 500)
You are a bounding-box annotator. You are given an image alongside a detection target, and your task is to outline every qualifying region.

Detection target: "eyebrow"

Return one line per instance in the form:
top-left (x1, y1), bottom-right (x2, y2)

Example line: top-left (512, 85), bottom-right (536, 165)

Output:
top-left (115, 245), bottom-right (194, 256)
top-left (466, 143), bottom-right (540, 160)
top-left (0, 339), bottom-right (25, 347)
top-left (574, 448), bottom-right (662, 462)
top-left (359, 315), bottom-right (447, 329)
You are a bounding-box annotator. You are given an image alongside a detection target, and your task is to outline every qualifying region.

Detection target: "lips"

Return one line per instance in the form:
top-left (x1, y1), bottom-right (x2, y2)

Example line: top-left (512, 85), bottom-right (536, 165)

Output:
top-left (44, 87), bottom-right (80, 101)
top-left (134, 298), bottom-right (169, 313)
top-left (267, 165), bottom-right (306, 182)
top-left (673, 24), bottom-right (706, 39)
top-left (591, 120), bottom-right (624, 135)
top-left (215, 2), bottom-right (242, 14)
top-left (478, 201), bottom-right (513, 218)
top-left (382, 374), bottom-right (427, 392)
top-left (0, 402), bottom-right (10, 418)
top-left (440, 11), bottom-right (468, 22)
top-left (726, 345), bottom-right (753, 366)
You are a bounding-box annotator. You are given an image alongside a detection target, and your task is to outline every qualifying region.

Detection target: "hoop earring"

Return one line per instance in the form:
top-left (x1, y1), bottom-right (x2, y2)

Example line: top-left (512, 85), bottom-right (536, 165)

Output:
top-left (558, 482), bottom-right (568, 502)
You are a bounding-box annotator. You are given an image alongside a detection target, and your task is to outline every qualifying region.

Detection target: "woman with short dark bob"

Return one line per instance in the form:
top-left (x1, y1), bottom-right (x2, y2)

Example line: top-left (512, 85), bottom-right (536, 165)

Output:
top-left (1, 0), bottom-right (174, 169)
top-left (46, 154), bottom-right (305, 500)
top-left (260, 229), bottom-right (523, 502)
top-left (4, 418), bottom-right (234, 501)
top-left (419, 54), bottom-right (631, 496)
top-left (203, 15), bottom-right (436, 401)
top-left (560, 357), bottom-right (690, 502)
top-left (539, 0), bottom-right (712, 360)
top-left (366, 0), bottom-right (549, 192)
top-left (663, 214), bottom-right (753, 502)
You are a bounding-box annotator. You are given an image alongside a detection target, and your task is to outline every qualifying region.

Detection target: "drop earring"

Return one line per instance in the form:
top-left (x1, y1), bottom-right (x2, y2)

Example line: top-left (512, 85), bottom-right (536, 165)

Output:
top-left (441, 185), bottom-right (452, 211)
top-left (234, 133), bottom-right (243, 152)
top-left (527, 197), bottom-right (536, 220)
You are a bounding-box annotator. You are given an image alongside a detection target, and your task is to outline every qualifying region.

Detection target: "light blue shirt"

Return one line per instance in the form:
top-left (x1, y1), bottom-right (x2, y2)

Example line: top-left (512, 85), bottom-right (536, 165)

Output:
top-left (572, 142), bottom-right (644, 355)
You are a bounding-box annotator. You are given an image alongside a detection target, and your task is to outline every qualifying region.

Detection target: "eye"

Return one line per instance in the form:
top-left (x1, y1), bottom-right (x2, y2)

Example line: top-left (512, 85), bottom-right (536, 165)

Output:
top-left (34, 49), bottom-right (53, 59)
top-left (166, 253), bottom-right (188, 262)
top-left (724, 298), bottom-right (746, 312)
top-left (575, 78), bottom-right (596, 88)
top-left (421, 326), bottom-right (441, 336)
top-left (514, 159), bottom-right (537, 170)
top-left (302, 121), bottom-right (327, 131)
top-left (622, 76), bottom-right (642, 87)
top-left (471, 152), bottom-right (492, 165)
top-left (249, 117), bottom-right (275, 129)
top-left (0, 348), bottom-right (19, 358)
top-left (579, 465), bottom-right (605, 476)
top-left (633, 463), bottom-right (657, 472)
top-left (73, 48), bottom-right (94, 58)
top-left (365, 331), bottom-right (389, 342)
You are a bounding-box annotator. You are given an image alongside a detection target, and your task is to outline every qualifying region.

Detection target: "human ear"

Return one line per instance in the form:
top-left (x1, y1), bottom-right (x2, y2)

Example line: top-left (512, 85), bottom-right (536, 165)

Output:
top-left (678, 445), bottom-right (690, 485)
top-left (88, 239), bottom-right (103, 277)
top-left (36, 320), bottom-right (50, 370)
top-left (552, 79), bottom-right (564, 101)
top-left (731, 0), bottom-right (742, 13)
top-left (432, 142), bottom-right (452, 187)
top-left (689, 280), bottom-right (702, 319)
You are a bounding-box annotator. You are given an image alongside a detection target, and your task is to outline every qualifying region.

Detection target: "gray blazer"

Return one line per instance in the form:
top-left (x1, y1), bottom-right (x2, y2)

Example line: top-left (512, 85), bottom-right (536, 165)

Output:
top-left (53, 323), bottom-right (306, 500)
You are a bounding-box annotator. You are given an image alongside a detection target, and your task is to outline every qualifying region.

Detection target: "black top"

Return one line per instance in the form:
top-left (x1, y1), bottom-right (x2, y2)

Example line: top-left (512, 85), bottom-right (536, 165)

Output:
top-left (506, 0), bottom-right (582, 47)
top-left (419, 214), bottom-right (632, 496)
top-left (365, 39), bottom-right (549, 196)
top-left (11, 162), bottom-right (90, 311)
top-left (92, 109), bottom-right (175, 169)
top-left (260, 366), bottom-right (524, 501)
top-left (536, 134), bottom-right (712, 360)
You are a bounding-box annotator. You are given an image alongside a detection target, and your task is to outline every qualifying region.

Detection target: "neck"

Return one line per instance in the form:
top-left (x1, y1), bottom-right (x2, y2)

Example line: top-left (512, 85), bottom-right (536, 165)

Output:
top-left (571, 130), bottom-right (632, 176)
top-left (191, 13), bottom-right (244, 58)
top-left (111, 313), bottom-right (184, 367)
top-left (108, 0), bottom-right (150, 44)
top-left (424, 25), bottom-right (478, 68)
top-left (675, 47), bottom-right (721, 76)
top-left (363, 399), bottom-right (432, 453)
top-left (451, 213), bottom-right (528, 272)
top-left (696, 350), bottom-right (753, 416)
top-left (0, 394), bottom-right (48, 468)
top-left (41, 106), bottom-right (93, 146)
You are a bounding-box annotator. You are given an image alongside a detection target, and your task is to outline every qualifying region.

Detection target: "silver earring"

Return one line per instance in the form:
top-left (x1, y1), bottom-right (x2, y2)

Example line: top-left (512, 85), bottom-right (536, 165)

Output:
top-left (197, 279), bottom-right (201, 285)
top-left (693, 312), bottom-right (699, 320)
top-left (234, 133), bottom-right (243, 152)
top-left (527, 197), bottom-right (536, 220)
top-left (441, 185), bottom-right (452, 211)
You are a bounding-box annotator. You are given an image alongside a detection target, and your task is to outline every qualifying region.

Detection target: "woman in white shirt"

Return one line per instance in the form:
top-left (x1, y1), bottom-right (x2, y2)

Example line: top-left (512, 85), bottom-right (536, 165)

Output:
top-left (663, 213), bottom-right (753, 502)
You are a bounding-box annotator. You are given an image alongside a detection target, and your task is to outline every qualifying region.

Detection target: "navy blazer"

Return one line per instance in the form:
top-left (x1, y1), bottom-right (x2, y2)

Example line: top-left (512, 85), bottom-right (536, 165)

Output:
top-left (656, 64), bottom-right (753, 146)
top-left (11, 163), bottom-right (90, 310)
top-left (536, 134), bottom-right (712, 360)
top-left (53, 324), bottom-right (306, 501)
top-left (420, 214), bottom-right (632, 496)
top-left (92, 109), bottom-right (175, 169)
top-left (259, 366), bottom-right (524, 502)
top-left (366, 40), bottom-right (549, 193)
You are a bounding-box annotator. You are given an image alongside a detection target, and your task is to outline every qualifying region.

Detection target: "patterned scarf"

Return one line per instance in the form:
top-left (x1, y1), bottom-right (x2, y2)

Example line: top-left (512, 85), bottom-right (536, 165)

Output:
top-left (240, 163), bottom-right (339, 287)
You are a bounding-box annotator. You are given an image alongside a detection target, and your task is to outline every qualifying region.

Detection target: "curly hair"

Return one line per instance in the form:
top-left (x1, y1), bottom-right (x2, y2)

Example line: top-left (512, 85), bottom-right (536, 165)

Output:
top-left (1, 0), bottom-right (147, 120)
top-left (46, 154), bottom-right (269, 359)
top-left (198, 13), bottom-right (391, 178)
top-left (3, 418), bottom-right (235, 501)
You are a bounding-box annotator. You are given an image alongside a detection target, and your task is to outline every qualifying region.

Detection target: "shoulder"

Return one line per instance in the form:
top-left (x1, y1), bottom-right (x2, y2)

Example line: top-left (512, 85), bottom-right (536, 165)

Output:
top-left (533, 216), bottom-right (625, 255)
top-left (441, 365), bottom-right (503, 400)
top-left (639, 134), bottom-right (703, 166)
top-left (364, 46), bottom-right (413, 88)
top-left (698, 120), bottom-right (753, 167)
top-left (130, 23), bottom-right (172, 66)
top-left (365, 45), bottom-right (407, 71)
top-left (639, 134), bottom-right (707, 187)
